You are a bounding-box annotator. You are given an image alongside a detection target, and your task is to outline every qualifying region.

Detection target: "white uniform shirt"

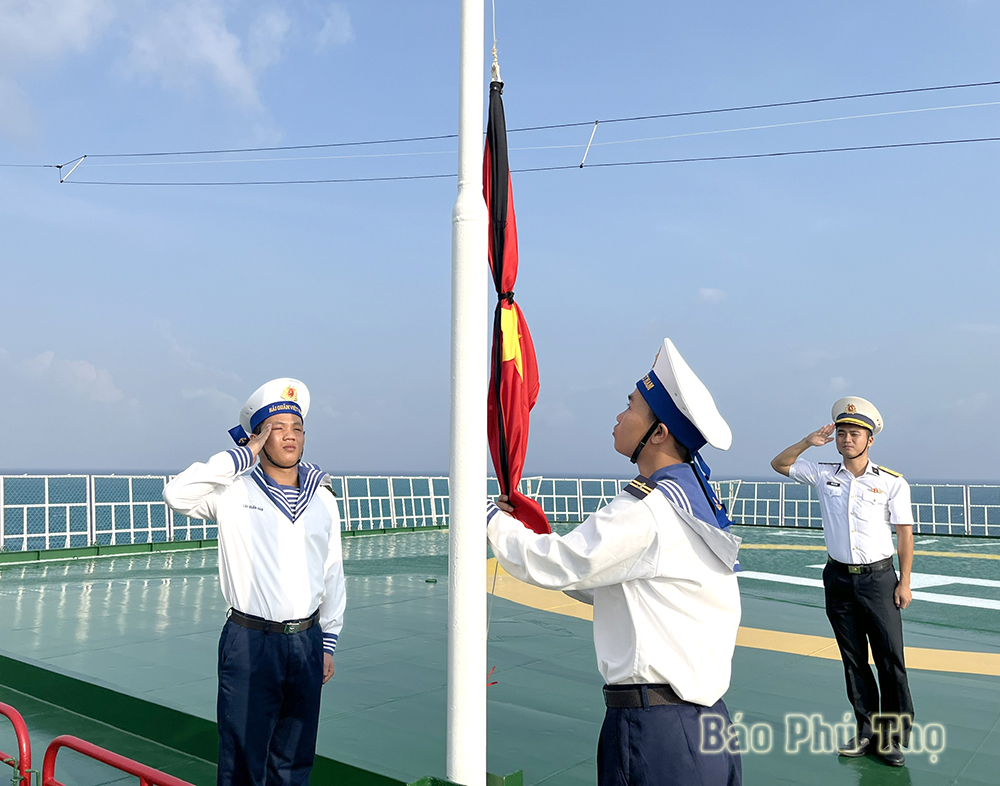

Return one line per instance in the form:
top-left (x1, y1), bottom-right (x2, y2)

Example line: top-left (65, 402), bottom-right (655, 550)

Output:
top-left (487, 487), bottom-right (741, 707)
top-left (789, 458), bottom-right (914, 565)
top-left (164, 448), bottom-right (346, 653)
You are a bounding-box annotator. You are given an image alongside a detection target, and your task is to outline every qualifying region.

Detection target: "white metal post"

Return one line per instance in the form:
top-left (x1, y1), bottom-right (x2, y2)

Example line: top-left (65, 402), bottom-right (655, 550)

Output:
top-left (341, 476), bottom-right (352, 531)
top-left (87, 475), bottom-right (96, 547)
top-left (448, 0), bottom-right (488, 782)
top-left (388, 476), bottom-right (398, 529)
top-left (963, 484), bottom-right (972, 536)
top-left (778, 482), bottom-right (785, 528)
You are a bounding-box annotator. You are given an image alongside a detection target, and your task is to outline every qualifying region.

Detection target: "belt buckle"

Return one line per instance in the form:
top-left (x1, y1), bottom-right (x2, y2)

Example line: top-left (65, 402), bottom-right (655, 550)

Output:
top-left (284, 622), bottom-right (301, 634)
top-left (848, 565), bottom-right (862, 575)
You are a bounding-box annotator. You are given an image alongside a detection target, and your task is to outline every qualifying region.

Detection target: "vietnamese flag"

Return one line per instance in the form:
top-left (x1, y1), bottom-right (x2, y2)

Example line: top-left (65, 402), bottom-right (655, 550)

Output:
top-left (484, 78), bottom-right (550, 535)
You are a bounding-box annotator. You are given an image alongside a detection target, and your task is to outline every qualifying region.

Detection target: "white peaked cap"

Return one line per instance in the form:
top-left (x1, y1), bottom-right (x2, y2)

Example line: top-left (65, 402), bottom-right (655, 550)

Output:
top-left (637, 338), bottom-right (732, 451)
top-left (832, 396), bottom-right (883, 436)
top-left (228, 378), bottom-right (310, 446)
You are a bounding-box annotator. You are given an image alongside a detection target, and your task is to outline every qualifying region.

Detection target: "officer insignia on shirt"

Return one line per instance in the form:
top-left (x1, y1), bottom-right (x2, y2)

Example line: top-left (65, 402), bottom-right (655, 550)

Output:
top-left (877, 465), bottom-right (902, 477)
top-left (624, 475), bottom-right (655, 500)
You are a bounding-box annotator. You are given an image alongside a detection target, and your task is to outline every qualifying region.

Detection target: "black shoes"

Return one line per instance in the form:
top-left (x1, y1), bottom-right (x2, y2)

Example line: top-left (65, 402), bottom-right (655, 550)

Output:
top-left (837, 737), bottom-right (871, 757)
top-left (877, 742), bottom-right (906, 767)
top-left (838, 736), bottom-right (906, 766)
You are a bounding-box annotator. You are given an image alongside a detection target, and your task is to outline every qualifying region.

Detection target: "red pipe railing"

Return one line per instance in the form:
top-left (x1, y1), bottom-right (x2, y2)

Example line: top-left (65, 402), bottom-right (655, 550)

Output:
top-left (42, 736), bottom-right (194, 786)
top-left (0, 701), bottom-right (32, 786)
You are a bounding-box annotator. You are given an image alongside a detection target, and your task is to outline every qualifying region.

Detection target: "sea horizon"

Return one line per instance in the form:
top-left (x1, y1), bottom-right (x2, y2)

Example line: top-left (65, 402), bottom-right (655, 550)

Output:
top-left (2, 468), bottom-right (998, 486)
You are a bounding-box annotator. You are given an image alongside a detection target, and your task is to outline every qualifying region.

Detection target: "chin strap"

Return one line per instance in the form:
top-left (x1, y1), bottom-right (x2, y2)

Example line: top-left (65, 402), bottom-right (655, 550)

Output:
top-left (262, 447), bottom-right (301, 471)
top-left (689, 452), bottom-right (734, 530)
top-left (630, 419), bottom-right (661, 464)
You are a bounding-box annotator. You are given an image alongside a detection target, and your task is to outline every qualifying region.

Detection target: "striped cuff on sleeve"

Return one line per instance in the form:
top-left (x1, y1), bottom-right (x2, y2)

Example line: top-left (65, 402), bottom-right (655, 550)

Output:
top-left (486, 500), bottom-right (502, 524)
top-left (227, 447), bottom-right (255, 474)
top-left (323, 633), bottom-right (338, 656)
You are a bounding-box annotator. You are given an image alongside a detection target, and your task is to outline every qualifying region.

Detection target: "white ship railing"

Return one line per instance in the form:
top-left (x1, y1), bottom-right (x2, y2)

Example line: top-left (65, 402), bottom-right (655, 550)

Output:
top-left (1, 474), bottom-right (997, 551)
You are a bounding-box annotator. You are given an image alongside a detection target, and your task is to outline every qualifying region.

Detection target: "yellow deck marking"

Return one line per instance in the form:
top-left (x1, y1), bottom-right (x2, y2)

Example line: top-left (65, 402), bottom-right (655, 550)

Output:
top-left (487, 559), bottom-right (1000, 677)
top-left (740, 544), bottom-right (1000, 560)
top-left (741, 544), bottom-right (827, 552)
top-left (912, 550), bottom-right (1000, 560)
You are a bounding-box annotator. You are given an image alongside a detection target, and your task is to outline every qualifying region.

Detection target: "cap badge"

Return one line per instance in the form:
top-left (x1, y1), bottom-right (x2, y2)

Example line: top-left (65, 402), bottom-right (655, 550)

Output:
top-left (846, 403), bottom-right (857, 413)
top-left (281, 386), bottom-right (298, 402)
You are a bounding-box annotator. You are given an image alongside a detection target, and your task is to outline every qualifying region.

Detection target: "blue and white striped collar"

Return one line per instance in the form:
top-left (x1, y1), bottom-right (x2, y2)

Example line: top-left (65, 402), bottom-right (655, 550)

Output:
top-left (251, 462), bottom-right (327, 523)
top-left (648, 463), bottom-right (713, 524)
top-left (649, 463), bottom-right (742, 572)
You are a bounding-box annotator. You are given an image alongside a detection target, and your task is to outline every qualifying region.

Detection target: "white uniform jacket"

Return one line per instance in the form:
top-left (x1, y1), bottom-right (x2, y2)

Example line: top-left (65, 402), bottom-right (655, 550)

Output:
top-left (487, 484), bottom-right (741, 706)
top-left (164, 449), bottom-right (346, 653)
top-left (789, 458), bottom-right (914, 565)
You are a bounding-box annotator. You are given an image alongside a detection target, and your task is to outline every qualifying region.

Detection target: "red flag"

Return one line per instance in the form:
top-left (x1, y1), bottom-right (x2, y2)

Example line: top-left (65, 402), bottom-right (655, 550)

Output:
top-left (484, 79), bottom-right (550, 535)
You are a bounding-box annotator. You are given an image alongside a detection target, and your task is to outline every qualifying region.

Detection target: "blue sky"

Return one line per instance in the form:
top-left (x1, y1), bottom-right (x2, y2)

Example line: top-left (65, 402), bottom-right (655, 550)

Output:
top-left (1, 1), bottom-right (999, 481)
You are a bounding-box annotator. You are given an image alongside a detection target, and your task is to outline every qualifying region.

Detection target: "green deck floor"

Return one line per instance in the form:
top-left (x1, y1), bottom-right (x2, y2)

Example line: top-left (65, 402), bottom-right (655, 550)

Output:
top-left (0, 526), bottom-right (997, 785)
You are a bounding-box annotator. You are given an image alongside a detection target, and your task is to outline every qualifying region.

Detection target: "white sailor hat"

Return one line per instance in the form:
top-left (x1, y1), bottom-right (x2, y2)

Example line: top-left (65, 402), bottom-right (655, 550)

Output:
top-left (832, 396), bottom-right (882, 436)
top-left (228, 378), bottom-right (310, 446)
top-left (636, 338), bottom-right (732, 452)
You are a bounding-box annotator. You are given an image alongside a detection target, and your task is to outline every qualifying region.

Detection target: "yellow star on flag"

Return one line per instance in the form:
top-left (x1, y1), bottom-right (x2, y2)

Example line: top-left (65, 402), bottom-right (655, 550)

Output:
top-left (500, 305), bottom-right (524, 378)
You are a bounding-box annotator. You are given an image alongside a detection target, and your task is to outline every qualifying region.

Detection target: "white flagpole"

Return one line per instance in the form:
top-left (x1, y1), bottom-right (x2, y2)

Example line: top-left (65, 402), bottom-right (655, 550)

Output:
top-left (448, 0), bottom-right (488, 784)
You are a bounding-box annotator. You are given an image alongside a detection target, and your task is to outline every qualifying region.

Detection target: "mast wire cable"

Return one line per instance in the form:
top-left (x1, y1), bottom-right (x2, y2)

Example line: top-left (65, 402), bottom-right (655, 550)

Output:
top-left (20, 77), bottom-right (1000, 163)
top-left (61, 135), bottom-right (1000, 185)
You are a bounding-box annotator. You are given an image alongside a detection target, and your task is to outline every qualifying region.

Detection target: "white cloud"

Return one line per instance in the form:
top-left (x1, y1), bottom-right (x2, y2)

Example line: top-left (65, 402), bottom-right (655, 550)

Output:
top-left (247, 6), bottom-right (292, 72)
top-left (124, 2), bottom-right (277, 111)
top-left (24, 350), bottom-right (126, 403)
top-left (0, 1), bottom-right (299, 139)
top-left (0, 0), bottom-right (114, 63)
top-left (0, 0), bottom-right (113, 137)
top-left (0, 76), bottom-right (38, 143)
top-left (698, 287), bottom-right (728, 304)
top-left (182, 387), bottom-right (240, 411)
top-left (158, 323), bottom-right (241, 383)
top-left (317, 2), bottom-right (354, 49)
top-left (830, 376), bottom-right (850, 392)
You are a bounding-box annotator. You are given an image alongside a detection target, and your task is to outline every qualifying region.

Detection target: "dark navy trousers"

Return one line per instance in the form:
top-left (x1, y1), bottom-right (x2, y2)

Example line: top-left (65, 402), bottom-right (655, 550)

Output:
top-left (217, 619), bottom-right (324, 786)
top-left (598, 698), bottom-right (742, 786)
top-left (823, 561), bottom-right (914, 746)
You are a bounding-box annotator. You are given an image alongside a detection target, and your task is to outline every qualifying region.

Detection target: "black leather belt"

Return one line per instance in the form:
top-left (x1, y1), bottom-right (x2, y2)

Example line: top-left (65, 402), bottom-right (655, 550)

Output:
top-left (827, 556), bottom-right (894, 575)
top-left (228, 608), bottom-right (319, 634)
top-left (603, 684), bottom-right (691, 708)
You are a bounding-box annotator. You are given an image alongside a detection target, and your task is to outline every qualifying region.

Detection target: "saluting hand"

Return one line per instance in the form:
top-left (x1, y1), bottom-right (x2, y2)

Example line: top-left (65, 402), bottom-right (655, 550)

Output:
top-left (246, 423), bottom-right (272, 460)
top-left (805, 424), bottom-right (835, 447)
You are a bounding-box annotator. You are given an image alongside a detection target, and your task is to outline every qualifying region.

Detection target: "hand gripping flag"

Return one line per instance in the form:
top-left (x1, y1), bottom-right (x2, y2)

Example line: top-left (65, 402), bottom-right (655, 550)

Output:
top-left (484, 78), bottom-right (550, 535)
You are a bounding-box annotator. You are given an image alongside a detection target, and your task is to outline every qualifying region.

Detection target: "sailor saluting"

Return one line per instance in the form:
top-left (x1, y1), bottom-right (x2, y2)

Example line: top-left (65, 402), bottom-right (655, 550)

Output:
top-left (164, 378), bottom-right (345, 786)
top-left (487, 339), bottom-right (743, 786)
top-left (771, 396), bottom-right (914, 766)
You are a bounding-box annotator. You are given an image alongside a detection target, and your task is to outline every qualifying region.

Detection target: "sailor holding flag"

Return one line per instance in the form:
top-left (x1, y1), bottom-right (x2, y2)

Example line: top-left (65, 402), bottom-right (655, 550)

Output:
top-left (164, 378), bottom-right (345, 786)
top-left (488, 339), bottom-right (742, 786)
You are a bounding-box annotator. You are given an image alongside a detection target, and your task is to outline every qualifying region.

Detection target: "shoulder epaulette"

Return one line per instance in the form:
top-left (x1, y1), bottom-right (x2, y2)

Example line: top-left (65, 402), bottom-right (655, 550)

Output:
top-left (624, 475), bottom-right (655, 500)
top-left (877, 465), bottom-right (902, 478)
